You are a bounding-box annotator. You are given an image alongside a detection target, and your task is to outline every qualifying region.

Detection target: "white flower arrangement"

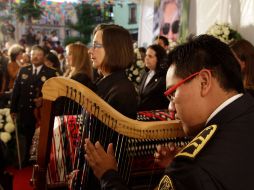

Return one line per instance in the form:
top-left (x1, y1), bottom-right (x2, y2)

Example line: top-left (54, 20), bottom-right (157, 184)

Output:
top-left (0, 108), bottom-right (15, 143)
top-left (126, 48), bottom-right (145, 86)
top-left (206, 23), bottom-right (242, 44)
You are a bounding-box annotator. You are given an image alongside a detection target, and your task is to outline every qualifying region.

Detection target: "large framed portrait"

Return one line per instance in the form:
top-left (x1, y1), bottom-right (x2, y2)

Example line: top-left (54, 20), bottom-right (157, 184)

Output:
top-left (153, 0), bottom-right (189, 42)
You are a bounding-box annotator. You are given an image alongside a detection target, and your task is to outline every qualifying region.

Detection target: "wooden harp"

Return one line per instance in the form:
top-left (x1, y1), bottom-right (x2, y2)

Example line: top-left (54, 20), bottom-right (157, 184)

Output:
top-left (32, 77), bottom-right (187, 190)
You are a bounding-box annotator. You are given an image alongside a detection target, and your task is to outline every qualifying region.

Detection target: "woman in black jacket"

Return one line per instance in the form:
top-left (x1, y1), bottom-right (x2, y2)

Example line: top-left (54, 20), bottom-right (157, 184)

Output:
top-left (137, 44), bottom-right (169, 111)
top-left (88, 24), bottom-right (138, 119)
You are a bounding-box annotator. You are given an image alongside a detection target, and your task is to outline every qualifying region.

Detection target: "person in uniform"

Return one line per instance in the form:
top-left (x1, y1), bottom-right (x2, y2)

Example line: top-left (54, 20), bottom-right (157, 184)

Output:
top-left (10, 45), bottom-right (58, 166)
top-left (83, 35), bottom-right (254, 190)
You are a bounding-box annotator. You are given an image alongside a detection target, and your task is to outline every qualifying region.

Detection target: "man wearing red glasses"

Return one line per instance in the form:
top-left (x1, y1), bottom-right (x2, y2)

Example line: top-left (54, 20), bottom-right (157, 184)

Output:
top-left (84, 35), bottom-right (254, 190)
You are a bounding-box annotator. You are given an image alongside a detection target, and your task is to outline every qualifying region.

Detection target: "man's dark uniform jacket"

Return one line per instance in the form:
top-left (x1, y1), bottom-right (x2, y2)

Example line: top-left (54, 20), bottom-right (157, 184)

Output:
top-left (10, 64), bottom-right (57, 163)
top-left (10, 64), bottom-right (57, 113)
top-left (98, 93), bottom-right (254, 190)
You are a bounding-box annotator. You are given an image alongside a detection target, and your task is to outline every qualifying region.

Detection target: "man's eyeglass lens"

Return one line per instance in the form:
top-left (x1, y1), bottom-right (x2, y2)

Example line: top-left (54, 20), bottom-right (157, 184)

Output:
top-left (164, 71), bottom-right (201, 101)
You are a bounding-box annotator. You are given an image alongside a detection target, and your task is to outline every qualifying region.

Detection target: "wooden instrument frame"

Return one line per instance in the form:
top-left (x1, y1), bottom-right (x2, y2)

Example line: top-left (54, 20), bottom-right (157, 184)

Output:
top-left (32, 77), bottom-right (185, 189)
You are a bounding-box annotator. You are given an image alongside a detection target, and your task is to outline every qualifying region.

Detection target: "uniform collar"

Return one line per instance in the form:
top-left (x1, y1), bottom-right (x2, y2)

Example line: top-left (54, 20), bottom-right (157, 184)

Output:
top-left (206, 93), bottom-right (243, 125)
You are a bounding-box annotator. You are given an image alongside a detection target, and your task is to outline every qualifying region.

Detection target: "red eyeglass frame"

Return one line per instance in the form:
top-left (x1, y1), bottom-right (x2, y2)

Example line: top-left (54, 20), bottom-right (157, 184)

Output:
top-left (164, 71), bottom-right (201, 97)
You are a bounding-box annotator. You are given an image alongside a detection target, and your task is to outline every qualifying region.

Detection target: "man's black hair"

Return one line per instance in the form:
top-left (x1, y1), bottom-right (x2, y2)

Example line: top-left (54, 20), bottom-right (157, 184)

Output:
top-left (154, 35), bottom-right (169, 46)
top-left (168, 34), bottom-right (244, 93)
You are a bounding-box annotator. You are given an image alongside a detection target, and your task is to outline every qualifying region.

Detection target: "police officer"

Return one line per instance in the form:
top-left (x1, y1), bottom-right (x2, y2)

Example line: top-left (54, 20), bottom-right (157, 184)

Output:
top-left (10, 45), bottom-right (58, 166)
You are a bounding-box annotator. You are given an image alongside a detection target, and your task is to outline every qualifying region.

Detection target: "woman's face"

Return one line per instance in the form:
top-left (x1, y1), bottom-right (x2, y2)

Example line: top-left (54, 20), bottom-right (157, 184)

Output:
top-left (88, 30), bottom-right (105, 70)
top-left (145, 48), bottom-right (157, 70)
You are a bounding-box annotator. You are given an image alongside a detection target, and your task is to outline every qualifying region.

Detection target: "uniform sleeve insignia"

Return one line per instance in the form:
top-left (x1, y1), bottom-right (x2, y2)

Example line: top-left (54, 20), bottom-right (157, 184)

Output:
top-left (175, 125), bottom-right (217, 159)
top-left (157, 175), bottom-right (175, 190)
top-left (41, 76), bottom-right (47, 82)
top-left (21, 74), bottom-right (28, 79)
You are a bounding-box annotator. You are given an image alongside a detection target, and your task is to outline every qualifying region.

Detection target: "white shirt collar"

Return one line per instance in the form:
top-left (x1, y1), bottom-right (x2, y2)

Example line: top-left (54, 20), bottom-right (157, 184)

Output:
top-left (206, 93), bottom-right (244, 124)
top-left (144, 70), bottom-right (155, 87)
top-left (32, 64), bottom-right (43, 74)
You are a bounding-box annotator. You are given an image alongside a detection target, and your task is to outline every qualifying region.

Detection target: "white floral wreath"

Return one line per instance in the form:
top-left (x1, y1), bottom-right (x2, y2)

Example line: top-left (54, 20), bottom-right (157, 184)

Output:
top-left (127, 48), bottom-right (145, 85)
top-left (0, 108), bottom-right (15, 143)
top-left (206, 22), bottom-right (242, 44)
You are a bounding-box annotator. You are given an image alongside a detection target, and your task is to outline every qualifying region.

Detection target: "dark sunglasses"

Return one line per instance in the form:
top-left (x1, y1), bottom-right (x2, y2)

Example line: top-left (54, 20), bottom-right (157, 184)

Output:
top-left (161, 20), bottom-right (180, 35)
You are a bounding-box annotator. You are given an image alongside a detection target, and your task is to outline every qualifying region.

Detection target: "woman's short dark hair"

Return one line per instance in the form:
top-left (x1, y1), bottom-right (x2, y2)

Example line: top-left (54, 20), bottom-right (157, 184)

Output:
top-left (92, 24), bottom-right (134, 74)
top-left (167, 34), bottom-right (244, 93)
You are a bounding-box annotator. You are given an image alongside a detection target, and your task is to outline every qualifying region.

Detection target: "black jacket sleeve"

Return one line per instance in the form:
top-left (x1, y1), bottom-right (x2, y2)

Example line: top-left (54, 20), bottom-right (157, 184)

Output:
top-left (100, 170), bottom-right (129, 190)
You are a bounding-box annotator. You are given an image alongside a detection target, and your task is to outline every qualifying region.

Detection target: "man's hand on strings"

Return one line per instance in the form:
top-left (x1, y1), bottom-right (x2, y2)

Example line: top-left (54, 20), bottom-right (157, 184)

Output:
top-left (154, 143), bottom-right (181, 168)
top-left (84, 138), bottom-right (118, 179)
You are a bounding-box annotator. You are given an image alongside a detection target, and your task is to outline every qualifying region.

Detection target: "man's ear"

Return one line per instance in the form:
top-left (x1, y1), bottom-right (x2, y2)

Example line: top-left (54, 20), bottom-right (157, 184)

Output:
top-left (199, 69), bottom-right (212, 97)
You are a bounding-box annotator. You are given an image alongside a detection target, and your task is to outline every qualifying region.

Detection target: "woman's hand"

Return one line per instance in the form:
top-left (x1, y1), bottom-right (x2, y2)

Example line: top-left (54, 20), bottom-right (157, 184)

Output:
top-left (84, 138), bottom-right (118, 179)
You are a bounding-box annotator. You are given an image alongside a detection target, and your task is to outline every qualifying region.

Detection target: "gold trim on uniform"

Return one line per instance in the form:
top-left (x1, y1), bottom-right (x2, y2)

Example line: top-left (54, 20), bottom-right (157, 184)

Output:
top-left (41, 76), bottom-right (47, 82)
top-left (158, 175), bottom-right (175, 190)
top-left (21, 74), bottom-right (28, 79)
top-left (176, 125), bottom-right (217, 159)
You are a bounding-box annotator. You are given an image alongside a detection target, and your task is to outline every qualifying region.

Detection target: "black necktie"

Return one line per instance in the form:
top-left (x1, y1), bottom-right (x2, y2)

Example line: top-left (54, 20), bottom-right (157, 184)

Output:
top-left (34, 68), bottom-right (37, 75)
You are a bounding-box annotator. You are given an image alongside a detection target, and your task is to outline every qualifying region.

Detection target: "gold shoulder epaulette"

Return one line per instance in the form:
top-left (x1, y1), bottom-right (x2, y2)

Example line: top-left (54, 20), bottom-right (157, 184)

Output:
top-left (175, 125), bottom-right (217, 159)
top-left (157, 175), bottom-right (175, 190)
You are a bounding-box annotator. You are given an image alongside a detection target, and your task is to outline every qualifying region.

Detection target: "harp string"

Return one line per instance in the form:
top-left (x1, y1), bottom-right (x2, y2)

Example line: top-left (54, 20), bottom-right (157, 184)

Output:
top-left (37, 77), bottom-right (187, 190)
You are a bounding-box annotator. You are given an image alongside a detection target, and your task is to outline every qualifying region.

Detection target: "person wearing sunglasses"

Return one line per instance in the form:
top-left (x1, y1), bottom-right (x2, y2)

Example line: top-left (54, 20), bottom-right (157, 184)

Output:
top-left (159, 0), bottom-right (181, 42)
top-left (84, 34), bottom-right (254, 190)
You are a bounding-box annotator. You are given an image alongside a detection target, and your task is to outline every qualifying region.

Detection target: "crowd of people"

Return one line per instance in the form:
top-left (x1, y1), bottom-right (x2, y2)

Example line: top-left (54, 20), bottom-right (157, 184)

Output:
top-left (0, 23), bottom-right (254, 190)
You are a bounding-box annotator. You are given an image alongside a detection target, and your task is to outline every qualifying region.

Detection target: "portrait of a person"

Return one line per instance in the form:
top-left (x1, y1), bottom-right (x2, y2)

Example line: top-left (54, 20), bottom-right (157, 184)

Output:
top-left (153, 0), bottom-right (182, 42)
